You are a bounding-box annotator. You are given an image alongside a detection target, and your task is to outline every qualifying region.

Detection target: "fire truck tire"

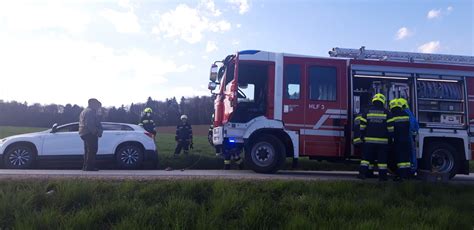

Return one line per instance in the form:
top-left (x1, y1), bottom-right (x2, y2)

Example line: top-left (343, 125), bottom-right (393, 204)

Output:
top-left (245, 134), bottom-right (286, 174)
top-left (422, 142), bottom-right (459, 179)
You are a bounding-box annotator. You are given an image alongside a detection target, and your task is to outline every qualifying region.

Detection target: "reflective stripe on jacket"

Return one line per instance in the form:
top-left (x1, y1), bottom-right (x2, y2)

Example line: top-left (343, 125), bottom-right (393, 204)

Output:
top-left (360, 105), bottom-right (392, 144)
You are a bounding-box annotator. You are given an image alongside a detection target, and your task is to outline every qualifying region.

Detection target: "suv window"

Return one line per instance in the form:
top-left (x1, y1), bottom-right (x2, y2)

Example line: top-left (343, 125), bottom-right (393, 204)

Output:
top-left (309, 66), bottom-right (337, 101)
top-left (56, 124), bottom-right (79, 133)
top-left (102, 123), bottom-right (133, 131)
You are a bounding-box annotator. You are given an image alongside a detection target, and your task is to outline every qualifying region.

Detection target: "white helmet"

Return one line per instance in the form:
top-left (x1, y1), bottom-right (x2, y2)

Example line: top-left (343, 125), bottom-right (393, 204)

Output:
top-left (180, 115), bottom-right (188, 120)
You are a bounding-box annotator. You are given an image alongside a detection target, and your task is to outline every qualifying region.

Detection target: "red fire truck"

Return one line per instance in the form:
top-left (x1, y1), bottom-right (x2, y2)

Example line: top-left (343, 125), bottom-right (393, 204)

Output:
top-left (208, 47), bottom-right (474, 178)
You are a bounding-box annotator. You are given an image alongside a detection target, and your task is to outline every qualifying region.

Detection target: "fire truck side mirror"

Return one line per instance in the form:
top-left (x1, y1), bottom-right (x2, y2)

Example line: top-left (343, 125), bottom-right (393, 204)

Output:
top-left (210, 64), bottom-right (218, 82)
top-left (208, 82), bottom-right (217, 91)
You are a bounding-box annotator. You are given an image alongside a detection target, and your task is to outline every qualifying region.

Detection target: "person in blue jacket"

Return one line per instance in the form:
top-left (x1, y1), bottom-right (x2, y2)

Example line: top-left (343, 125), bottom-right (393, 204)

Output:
top-left (398, 98), bottom-right (419, 176)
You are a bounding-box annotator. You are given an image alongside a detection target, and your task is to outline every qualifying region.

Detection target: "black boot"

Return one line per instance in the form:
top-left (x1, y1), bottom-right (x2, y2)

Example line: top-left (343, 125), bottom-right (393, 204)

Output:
top-left (378, 170), bottom-right (388, 181)
top-left (367, 170), bottom-right (377, 178)
top-left (292, 158), bottom-right (299, 169)
top-left (358, 167), bottom-right (368, 180)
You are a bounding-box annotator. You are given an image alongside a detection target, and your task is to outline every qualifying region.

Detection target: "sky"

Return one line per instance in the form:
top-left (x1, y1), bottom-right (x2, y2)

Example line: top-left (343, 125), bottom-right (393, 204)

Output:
top-left (0, 0), bottom-right (472, 107)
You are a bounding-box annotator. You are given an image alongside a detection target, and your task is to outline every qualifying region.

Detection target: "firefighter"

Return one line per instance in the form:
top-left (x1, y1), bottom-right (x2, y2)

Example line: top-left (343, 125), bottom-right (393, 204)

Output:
top-left (174, 115), bottom-right (193, 156)
top-left (222, 148), bottom-right (244, 170)
top-left (389, 99), bottom-right (413, 180)
top-left (139, 108), bottom-right (157, 137)
top-left (353, 113), bottom-right (375, 177)
top-left (358, 93), bottom-right (392, 181)
top-left (398, 98), bottom-right (419, 176)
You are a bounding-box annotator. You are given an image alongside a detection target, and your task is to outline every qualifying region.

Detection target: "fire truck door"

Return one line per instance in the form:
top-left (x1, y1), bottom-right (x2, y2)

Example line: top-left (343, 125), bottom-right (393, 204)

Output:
top-left (282, 61), bottom-right (305, 154)
top-left (302, 59), bottom-right (348, 157)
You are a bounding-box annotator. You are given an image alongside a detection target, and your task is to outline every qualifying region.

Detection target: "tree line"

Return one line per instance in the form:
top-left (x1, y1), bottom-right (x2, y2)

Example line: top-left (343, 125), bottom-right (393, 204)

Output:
top-left (0, 96), bottom-right (214, 128)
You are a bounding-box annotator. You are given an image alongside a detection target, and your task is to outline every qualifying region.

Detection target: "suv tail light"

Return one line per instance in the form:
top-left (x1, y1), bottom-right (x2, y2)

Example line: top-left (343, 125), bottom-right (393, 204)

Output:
top-left (144, 132), bottom-right (154, 139)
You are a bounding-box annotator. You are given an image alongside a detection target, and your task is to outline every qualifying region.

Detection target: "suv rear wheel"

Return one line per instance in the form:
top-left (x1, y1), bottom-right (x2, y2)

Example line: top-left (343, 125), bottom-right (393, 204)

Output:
top-left (115, 144), bottom-right (143, 169)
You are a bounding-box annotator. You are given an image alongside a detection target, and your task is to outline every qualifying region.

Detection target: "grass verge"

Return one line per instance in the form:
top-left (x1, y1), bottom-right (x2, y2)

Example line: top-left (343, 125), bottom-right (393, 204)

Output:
top-left (0, 179), bottom-right (473, 229)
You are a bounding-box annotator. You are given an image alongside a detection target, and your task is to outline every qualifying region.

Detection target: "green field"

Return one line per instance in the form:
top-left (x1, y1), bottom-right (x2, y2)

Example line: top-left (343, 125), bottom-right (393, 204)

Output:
top-left (0, 126), bottom-right (472, 172)
top-left (0, 179), bottom-right (473, 229)
top-left (0, 126), bottom-right (359, 171)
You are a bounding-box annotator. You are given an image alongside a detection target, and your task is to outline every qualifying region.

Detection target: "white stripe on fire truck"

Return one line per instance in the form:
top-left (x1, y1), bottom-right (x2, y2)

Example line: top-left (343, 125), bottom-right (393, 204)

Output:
top-left (314, 114), bottom-right (348, 129)
top-left (286, 123), bottom-right (344, 130)
top-left (286, 123), bottom-right (313, 128)
top-left (300, 129), bottom-right (344, 137)
top-left (273, 53), bottom-right (284, 120)
top-left (325, 109), bottom-right (348, 115)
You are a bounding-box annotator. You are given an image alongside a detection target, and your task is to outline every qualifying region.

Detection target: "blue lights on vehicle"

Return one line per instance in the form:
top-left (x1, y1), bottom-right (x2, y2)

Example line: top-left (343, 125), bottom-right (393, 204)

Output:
top-left (238, 50), bottom-right (260, 55)
top-left (228, 138), bottom-right (236, 143)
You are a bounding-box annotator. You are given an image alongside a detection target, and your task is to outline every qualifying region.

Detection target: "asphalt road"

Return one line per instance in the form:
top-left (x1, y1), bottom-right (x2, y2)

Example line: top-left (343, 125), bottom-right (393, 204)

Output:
top-left (0, 169), bottom-right (473, 183)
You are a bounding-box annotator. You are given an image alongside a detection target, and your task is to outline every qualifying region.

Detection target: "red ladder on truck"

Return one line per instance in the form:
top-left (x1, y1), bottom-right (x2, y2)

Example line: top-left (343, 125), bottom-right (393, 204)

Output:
top-left (329, 46), bottom-right (474, 66)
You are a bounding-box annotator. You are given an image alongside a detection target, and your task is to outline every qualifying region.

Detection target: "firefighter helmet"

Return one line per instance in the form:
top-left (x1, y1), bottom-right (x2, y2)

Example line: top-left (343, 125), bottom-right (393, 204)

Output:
top-left (180, 115), bottom-right (188, 120)
top-left (144, 107), bottom-right (153, 113)
top-left (389, 99), bottom-right (403, 109)
top-left (398, 98), bottom-right (409, 109)
top-left (371, 93), bottom-right (386, 105)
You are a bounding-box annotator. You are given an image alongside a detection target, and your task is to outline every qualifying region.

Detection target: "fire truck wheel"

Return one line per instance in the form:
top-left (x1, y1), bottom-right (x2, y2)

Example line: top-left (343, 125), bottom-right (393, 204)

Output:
top-left (245, 134), bottom-right (286, 174)
top-left (422, 142), bottom-right (459, 179)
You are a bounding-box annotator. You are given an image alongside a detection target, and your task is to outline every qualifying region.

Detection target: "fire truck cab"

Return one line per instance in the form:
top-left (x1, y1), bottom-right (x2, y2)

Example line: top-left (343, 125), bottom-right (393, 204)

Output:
top-left (208, 47), bottom-right (474, 178)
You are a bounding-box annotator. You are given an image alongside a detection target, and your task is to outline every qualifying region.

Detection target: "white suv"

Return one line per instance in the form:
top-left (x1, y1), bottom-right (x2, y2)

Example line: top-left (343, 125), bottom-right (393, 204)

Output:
top-left (0, 122), bottom-right (158, 169)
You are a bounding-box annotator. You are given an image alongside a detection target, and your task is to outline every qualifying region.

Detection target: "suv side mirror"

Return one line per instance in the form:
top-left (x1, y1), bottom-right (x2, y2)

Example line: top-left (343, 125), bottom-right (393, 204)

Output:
top-left (51, 123), bottom-right (58, 133)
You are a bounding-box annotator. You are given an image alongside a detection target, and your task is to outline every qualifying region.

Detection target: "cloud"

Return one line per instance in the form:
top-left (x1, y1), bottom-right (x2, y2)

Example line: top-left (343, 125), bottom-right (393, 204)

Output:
top-left (200, 0), bottom-right (221, 16)
top-left (170, 86), bottom-right (209, 98)
top-left (427, 7), bottom-right (453, 19)
top-left (100, 0), bottom-right (141, 33)
top-left (236, 24), bottom-right (242, 28)
top-left (426, 9), bottom-right (441, 19)
top-left (0, 35), bottom-right (192, 106)
top-left (427, 9), bottom-right (441, 19)
top-left (118, 0), bottom-right (134, 10)
top-left (101, 10), bottom-right (141, 33)
top-left (446, 6), bottom-right (453, 13)
top-left (418, 41), bottom-right (441, 53)
top-left (152, 4), bottom-right (231, 44)
top-left (206, 41), bottom-right (218, 53)
top-left (395, 27), bottom-right (412, 40)
top-left (0, 2), bottom-right (91, 33)
top-left (228, 0), bottom-right (250, 14)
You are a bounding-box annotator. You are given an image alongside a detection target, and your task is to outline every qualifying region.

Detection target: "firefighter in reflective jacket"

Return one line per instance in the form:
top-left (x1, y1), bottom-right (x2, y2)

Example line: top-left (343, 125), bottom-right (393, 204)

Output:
top-left (388, 99), bottom-right (412, 180)
top-left (354, 113), bottom-right (375, 177)
top-left (358, 93), bottom-right (392, 181)
top-left (174, 115), bottom-right (193, 156)
top-left (139, 108), bottom-right (156, 137)
top-left (398, 98), bottom-right (419, 176)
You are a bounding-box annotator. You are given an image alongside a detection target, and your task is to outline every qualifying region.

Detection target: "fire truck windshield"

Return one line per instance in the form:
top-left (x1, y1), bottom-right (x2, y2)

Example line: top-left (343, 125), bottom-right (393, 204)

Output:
top-left (229, 63), bottom-right (269, 123)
